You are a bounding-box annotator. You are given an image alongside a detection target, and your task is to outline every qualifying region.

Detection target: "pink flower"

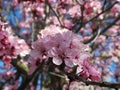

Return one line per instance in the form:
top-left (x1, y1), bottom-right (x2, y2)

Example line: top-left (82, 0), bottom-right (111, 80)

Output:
top-left (3, 55), bottom-right (11, 64)
top-left (63, 19), bottom-right (74, 29)
top-left (0, 21), bottom-right (30, 72)
top-left (80, 59), bottom-right (101, 81)
top-left (28, 57), bottom-right (40, 75)
top-left (67, 5), bottom-right (81, 18)
top-left (111, 4), bottom-right (120, 16)
top-left (30, 25), bottom-right (90, 68)
top-left (29, 82), bottom-right (35, 90)
top-left (13, 0), bottom-right (18, 7)
top-left (9, 36), bottom-right (30, 57)
top-left (30, 40), bottom-right (47, 60)
top-left (29, 25), bottom-right (101, 81)
top-left (84, 3), bottom-right (93, 16)
top-left (63, 81), bottom-right (82, 90)
top-left (95, 35), bottom-right (106, 45)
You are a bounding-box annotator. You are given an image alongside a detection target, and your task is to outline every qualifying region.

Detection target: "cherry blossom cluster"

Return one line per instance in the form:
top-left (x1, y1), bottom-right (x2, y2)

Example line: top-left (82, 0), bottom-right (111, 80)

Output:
top-left (12, 0), bottom-right (104, 30)
top-left (0, 21), bottom-right (30, 66)
top-left (1, 0), bottom-right (120, 89)
top-left (0, 22), bottom-right (15, 65)
top-left (92, 25), bottom-right (120, 82)
top-left (29, 25), bottom-right (101, 81)
top-left (0, 21), bottom-right (30, 89)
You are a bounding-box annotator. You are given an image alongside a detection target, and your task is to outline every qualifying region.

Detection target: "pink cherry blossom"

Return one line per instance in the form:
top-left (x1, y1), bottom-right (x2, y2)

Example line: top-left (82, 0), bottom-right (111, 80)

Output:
top-left (80, 59), bottom-right (101, 81)
top-left (29, 25), bottom-right (96, 79)
top-left (2, 0), bottom-right (117, 89)
top-left (0, 21), bottom-right (30, 59)
top-left (9, 36), bottom-right (30, 57)
top-left (3, 55), bottom-right (11, 64)
top-left (67, 5), bottom-right (81, 18)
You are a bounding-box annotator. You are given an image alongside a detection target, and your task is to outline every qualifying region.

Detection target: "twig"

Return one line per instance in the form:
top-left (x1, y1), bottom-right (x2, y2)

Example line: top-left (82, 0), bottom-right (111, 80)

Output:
top-left (47, 1), bottom-right (63, 26)
top-left (49, 72), bottom-right (65, 79)
top-left (44, 0), bottom-right (50, 23)
top-left (100, 15), bottom-right (120, 34)
top-left (11, 58), bottom-right (28, 75)
top-left (69, 74), bottom-right (120, 89)
top-left (73, 1), bottom-right (118, 34)
top-left (84, 29), bottom-right (101, 44)
top-left (102, 0), bottom-right (107, 10)
top-left (84, 15), bottom-right (120, 44)
top-left (74, 0), bottom-right (85, 33)
top-left (85, 1), bottom-right (118, 24)
top-left (31, 22), bottom-right (35, 43)
top-left (18, 61), bottom-right (44, 90)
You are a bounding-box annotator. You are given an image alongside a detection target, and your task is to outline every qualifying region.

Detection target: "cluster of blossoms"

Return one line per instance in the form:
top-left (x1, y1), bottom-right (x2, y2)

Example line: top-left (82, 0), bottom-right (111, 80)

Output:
top-left (12, 0), bottom-right (106, 31)
top-left (29, 25), bottom-right (101, 81)
top-left (0, 22), bottom-right (16, 65)
top-left (92, 25), bottom-right (120, 82)
top-left (0, 21), bottom-right (30, 68)
top-left (0, 21), bottom-right (30, 89)
top-left (1, 0), bottom-right (120, 89)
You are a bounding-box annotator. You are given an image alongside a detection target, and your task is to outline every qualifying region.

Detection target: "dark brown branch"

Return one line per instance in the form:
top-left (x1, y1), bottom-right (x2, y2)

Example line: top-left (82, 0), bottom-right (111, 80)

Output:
top-left (44, 0), bottom-right (50, 23)
top-left (67, 74), bottom-right (120, 89)
top-left (18, 63), bottom-right (43, 90)
top-left (102, 0), bottom-right (107, 10)
top-left (73, 1), bottom-right (118, 33)
top-left (11, 59), bottom-right (28, 75)
top-left (100, 15), bottom-right (120, 34)
top-left (84, 15), bottom-right (120, 44)
top-left (74, 74), bottom-right (120, 89)
top-left (85, 1), bottom-right (118, 24)
top-left (74, 0), bottom-right (85, 33)
top-left (47, 1), bottom-right (63, 26)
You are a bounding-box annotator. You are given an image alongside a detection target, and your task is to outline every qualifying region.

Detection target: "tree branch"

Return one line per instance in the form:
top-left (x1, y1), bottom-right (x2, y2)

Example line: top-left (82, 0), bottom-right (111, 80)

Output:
top-left (76, 75), bottom-right (120, 89)
top-left (100, 15), bottom-right (120, 34)
top-left (68, 74), bottom-right (120, 89)
top-left (47, 1), bottom-right (63, 27)
top-left (18, 62), bottom-right (43, 90)
top-left (44, 0), bottom-right (50, 23)
top-left (11, 59), bottom-right (28, 75)
top-left (85, 1), bottom-right (118, 24)
top-left (84, 15), bottom-right (120, 44)
top-left (74, 0), bottom-right (85, 33)
top-left (102, 0), bottom-right (107, 10)
top-left (73, 1), bottom-right (118, 33)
